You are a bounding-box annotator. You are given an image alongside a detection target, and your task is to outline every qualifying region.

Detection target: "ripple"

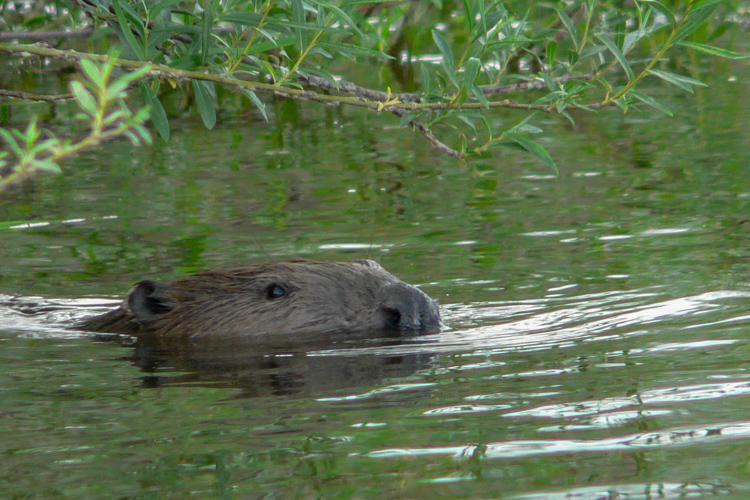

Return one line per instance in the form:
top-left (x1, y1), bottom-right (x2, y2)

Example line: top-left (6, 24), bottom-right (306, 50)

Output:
top-left (514, 481), bottom-right (732, 499)
top-left (359, 421), bottom-right (750, 460)
top-left (505, 380), bottom-right (750, 419)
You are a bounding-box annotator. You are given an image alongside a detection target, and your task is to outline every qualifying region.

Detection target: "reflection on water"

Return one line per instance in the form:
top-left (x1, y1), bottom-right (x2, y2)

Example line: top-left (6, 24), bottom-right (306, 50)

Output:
top-left (506, 380), bottom-right (750, 420)
top-left (129, 335), bottom-right (437, 398)
top-left (3, 258), bottom-right (750, 497)
top-left (362, 421), bottom-right (750, 459)
top-left (515, 482), bottom-right (732, 500)
top-left (3, 52), bottom-right (750, 496)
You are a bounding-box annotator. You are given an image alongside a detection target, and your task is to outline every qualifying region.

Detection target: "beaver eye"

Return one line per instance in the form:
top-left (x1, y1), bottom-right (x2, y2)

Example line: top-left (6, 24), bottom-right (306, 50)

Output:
top-left (265, 283), bottom-right (287, 300)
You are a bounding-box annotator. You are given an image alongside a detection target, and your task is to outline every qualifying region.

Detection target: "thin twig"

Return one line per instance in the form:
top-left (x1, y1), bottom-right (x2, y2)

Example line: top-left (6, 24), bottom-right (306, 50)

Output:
top-left (482, 72), bottom-right (596, 95)
top-left (0, 88), bottom-right (73, 102)
top-left (296, 72), bottom-right (421, 103)
top-left (0, 29), bottom-right (95, 41)
top-left (391, 109), bottom-right (464, 158)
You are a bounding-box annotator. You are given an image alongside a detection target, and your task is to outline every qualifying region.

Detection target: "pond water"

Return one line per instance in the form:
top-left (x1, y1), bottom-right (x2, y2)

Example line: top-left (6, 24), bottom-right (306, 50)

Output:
top-left (2, 56), bottom-right (750, 498)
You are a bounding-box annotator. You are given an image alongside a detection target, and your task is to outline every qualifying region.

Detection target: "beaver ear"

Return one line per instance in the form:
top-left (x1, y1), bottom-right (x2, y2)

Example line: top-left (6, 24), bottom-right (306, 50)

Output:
top-left (353, 259), bottom-right (383, 269)
top-left (127, 280), bottom-right (173, 324)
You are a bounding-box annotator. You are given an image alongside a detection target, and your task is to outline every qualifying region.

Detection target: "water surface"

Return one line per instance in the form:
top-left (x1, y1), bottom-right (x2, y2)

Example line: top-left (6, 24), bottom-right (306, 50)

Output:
top-left (2, 54), bottom-right (750, 498)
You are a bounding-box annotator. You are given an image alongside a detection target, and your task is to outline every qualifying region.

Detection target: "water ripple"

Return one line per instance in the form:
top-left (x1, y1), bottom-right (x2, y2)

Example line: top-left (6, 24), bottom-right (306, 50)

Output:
top-left (506, 380), bottom-right (750, 419)
top-left (513, 481), bottom-right (732, 499)
top-left (359, 421), bottom-right (750, 460)
top-left (319, 289), bottom-right (750, 357)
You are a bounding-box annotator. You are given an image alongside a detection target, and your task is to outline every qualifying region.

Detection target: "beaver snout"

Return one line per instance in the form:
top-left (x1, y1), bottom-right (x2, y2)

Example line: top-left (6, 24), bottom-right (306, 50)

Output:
top-left (379, 282), bottom-right (441, 333)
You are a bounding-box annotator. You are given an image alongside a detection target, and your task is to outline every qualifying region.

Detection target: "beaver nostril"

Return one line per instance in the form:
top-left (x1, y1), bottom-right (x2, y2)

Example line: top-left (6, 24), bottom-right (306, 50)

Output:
top-left (381, 306), bottom-right (402, 330)
top-left (379, 282), bottom-right (441, 333)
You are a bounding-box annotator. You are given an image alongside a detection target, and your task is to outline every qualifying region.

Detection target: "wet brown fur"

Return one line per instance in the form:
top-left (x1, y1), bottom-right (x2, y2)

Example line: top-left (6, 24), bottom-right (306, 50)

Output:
top-left (80, 260), bottom-right (440, 340)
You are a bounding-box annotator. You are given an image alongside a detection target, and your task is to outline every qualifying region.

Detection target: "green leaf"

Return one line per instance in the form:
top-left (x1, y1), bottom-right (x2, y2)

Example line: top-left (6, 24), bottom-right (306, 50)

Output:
top-left (112, 0), bottom-right (144, 61)
top-left (647, 69), bottom-right (707, 92)
top-left (567, 48), bottom-right (579, 66)
top-left (399, 112), bottom-right (416, 127)
top-left (102, 110), bottom-right (127, 125)
top-left (546, 41), bottom-right (557, 68)
top-left (135, 124), bottom-right (152, 145)
top-left (595, 33), bottom-right (634, 81)
top-left (456, 113), bottom-right (478, 136)
top-left (309, 1), bottom-right (365, 37)
top-left (504, 132), bottom-right (558, 173)
top-left (317, 41), bottom-right (394, 60)
top-left (151, 23), bottom-right (202, 35)
top-left (559, 107), bottom-right (575, 126)
top-left (515, 124), bottom-right (543, 134)
top-left (168, 54), bottom-right (202, 70)
top-left (245, 36), bottom-right (298, 56)
top-left (472, 86), bottom-right (489, 109)
top-left (630, 89), bottom-right (673, 116)
top-left (150, 0), bottom-right (184, 17)
top-left (0, 128), bottom-right (22, 156)
top-left (240, 89), bottom-right (268, 121)
top-left (674, 1), bottom-right (722, 42)
top-left (79, 58), bottom-right (102, 85)
top-left (264, 19), bottom-right (339, 33)
top-left (201, 2), bottom-right (213, 65)
top-left (192, 80), bottom-right (216, 130)
top-left (508, 111), bottom-right (539, 133)
top-left (432, 30), bottom-right (454, 72)
top-left (107, 65), bottom-right (151, 99)
top-left (70, 81), bottom-right (97, 115)
top-left (221, 12), bottom-right (264, 26)
top-left (677, 41), bottom-right (750, 60)
top-left (33, 160), bottom-right (62, 174)
top-left (579, 45), bottom-right (607, 61)
top-left (484, 36), bottom-right (536, 51)
top-left (641, 1), bottom-right (676, 26)
top-left (299, 67), bottom-right (338, 89)
top-left (555, 7), bottom-right (578, 51)
top-left (133, 106), bottom-right (151, 125)
top-left (117, 0), bottom-right (145, 34)
top-left (123, 130), bottom-right (139, 145)
top-left (421, 64), bottom-right (430, 95)
top-left (141, 82), bottom-right (169, 140)
top-left (531, 91), bottom-right (564, 106)
top-left (291, 0), bottom-right (307, 48)
top-left (463, 57), bottom-right (481, 91)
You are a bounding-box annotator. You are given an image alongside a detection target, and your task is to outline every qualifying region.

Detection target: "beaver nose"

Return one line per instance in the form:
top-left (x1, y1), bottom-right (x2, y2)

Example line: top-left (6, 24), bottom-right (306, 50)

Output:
top-left (379, 283), bottom-right (441, 333)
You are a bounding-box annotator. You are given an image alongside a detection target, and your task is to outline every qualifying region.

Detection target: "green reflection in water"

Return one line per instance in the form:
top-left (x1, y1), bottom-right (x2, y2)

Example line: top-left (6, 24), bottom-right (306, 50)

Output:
top-left (2, 45), bottom-right (750, 499)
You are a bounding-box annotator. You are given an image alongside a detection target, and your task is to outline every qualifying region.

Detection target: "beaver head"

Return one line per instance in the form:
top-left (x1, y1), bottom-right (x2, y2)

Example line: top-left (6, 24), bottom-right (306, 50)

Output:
top-left (81, 260), bottom-right (441, 339)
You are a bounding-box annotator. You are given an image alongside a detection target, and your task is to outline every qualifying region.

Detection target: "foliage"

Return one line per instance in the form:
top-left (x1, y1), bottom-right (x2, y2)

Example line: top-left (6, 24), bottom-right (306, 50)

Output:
top-left (0, 0), bottom-right (747, 184)
top-left (0, 55), bottom-right (151, 189)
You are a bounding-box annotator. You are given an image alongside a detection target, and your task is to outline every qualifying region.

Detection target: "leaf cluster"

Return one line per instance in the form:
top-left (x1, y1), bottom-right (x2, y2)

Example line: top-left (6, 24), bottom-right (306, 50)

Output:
top-left (0, 55), bottom-right (151, 190)
top-left (0, 0), bottom-right (747, 172)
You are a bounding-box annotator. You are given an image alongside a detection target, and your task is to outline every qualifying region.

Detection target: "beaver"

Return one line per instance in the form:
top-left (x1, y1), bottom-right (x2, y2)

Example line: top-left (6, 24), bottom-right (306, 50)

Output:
top-left (79, 260), bottom-right (441, 339)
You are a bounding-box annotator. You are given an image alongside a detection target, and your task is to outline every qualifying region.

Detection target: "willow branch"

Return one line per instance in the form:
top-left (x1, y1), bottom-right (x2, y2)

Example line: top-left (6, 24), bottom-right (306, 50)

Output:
top-left (482, 72), bottom-right (596, 96)
top-left (0, 43), bottom-right (554, 113)
top-left (0, 29), bottom-right (95, 41)
top-left (0, 88), bottom-right (73, 102)
top-left (390, 109), bottom-right (464, 158)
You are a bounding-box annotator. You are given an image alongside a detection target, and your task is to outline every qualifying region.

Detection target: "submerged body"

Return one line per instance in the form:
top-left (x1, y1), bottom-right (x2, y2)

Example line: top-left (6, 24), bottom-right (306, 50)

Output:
top-left (80, 260), bottom-right (441, 339)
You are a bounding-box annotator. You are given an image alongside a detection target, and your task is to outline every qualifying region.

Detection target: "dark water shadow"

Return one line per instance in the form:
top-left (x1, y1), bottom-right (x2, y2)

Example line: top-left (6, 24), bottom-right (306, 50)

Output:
top-left (119, 333), bottom-right (438, 398)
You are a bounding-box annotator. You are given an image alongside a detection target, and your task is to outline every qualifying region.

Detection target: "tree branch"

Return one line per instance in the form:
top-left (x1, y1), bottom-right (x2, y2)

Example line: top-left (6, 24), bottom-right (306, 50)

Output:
top-left (0, 43), bottom-right (554, 115)
top-left (0, 29), bottom-right (95, 41)
top-left (0, 88), bottom-right (73, 102)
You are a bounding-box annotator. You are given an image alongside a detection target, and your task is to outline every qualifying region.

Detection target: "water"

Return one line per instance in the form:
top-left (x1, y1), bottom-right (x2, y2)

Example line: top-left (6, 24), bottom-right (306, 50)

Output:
top-left (2, 58), bottom-right (750, 498)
